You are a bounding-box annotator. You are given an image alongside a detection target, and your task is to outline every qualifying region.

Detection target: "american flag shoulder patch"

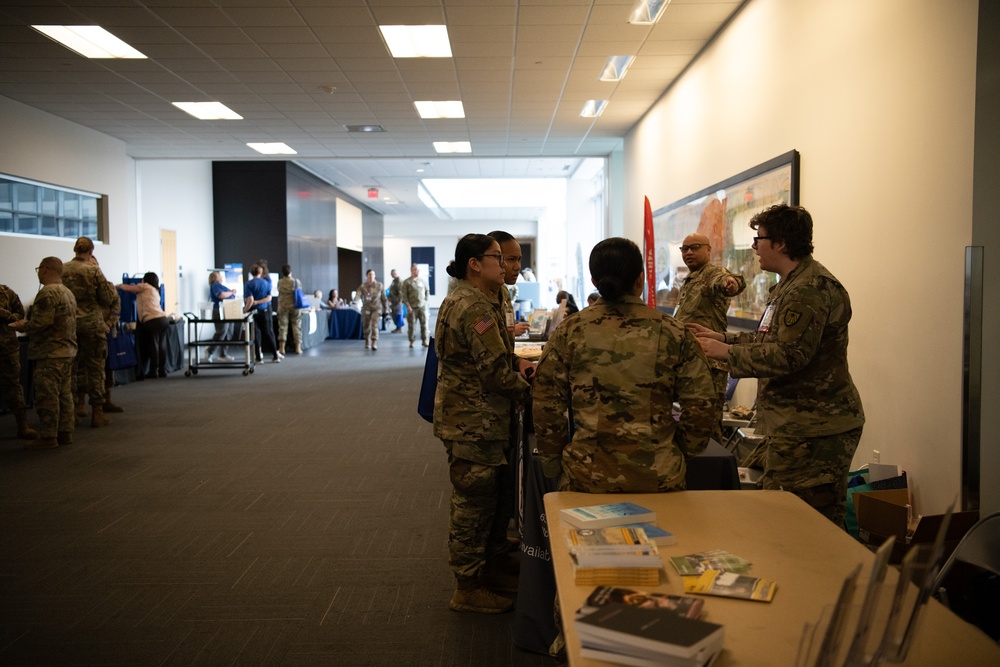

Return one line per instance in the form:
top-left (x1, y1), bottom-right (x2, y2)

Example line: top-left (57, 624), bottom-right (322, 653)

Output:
top-left (473, 314), bottom-right (496, 335)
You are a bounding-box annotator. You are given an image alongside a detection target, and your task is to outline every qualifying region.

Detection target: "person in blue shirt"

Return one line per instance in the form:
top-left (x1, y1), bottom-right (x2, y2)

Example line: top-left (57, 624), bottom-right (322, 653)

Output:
top-left (206, 271), bottom-right (236, 363)
top-left (244, 263), bottom-right (282, 363)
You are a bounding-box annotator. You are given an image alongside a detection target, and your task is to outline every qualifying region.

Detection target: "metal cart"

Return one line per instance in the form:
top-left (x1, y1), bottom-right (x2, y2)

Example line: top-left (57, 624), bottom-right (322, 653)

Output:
top-left (183, 311), bottom-right (256, 376)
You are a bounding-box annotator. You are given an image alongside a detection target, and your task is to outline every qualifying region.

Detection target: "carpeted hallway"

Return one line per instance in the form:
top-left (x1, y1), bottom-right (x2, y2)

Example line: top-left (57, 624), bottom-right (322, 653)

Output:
top-left (0, 326), bottom-right (553, 666)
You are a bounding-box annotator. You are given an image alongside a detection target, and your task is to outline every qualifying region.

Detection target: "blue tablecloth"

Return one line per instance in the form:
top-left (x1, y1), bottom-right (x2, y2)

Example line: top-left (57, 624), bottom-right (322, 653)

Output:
top-left (326, 309), bottom-right (363, 340)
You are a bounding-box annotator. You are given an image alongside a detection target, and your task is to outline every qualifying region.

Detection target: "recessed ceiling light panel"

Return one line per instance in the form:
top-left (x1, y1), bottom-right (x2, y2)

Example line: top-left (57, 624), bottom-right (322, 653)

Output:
top-left (414, 101), bottom-right (465, 119)
top-left (32, 25), bottom-right (146, 59)
top-left (628, 0), bottom-right (670, 25)
top-left (247, 142), bottom-right (297, 155)
top-left (379, 25), bottom-right (452, 58)
top-left (173, 102), bottom-right (242, 120)
top-left (433, 141), bottom-right (472, 154)
top-left (345, 124), bottom-right (385, 133)
top-left (580, 100), bottom-right (608, 118)
top-left (599, 55), bottom-right (635, 82)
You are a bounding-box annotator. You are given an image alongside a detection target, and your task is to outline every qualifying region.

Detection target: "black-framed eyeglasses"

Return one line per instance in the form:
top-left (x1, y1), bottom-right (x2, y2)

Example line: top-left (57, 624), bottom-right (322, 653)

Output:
top-left (35, 266), bottom-right (45, 273)
top-left (479, 253), bottom-right (506, 266)
top-left (679, 243), bottom-right (707, 252)
top-left (752, 236), bottom-right (772, 245)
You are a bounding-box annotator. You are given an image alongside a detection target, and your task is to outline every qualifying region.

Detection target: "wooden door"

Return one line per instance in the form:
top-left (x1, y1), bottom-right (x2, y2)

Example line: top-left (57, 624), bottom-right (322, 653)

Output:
top-left (160, 229), bottom-right (178, 314)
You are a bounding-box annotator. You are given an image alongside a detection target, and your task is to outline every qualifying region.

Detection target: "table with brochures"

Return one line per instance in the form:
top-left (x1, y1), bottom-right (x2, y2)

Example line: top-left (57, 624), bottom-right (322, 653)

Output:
top-left (544, 490), bottom-right (1000, 667)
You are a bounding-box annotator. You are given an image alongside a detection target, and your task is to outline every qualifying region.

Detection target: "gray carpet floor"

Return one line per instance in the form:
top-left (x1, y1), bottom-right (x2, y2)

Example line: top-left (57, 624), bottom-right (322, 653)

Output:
top-left (0, 324), bottom-right (554, 666)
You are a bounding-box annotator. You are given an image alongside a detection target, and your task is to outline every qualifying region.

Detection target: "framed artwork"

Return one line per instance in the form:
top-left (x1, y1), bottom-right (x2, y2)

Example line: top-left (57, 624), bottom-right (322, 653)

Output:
top-left (652, 150), bottom-right (799, 329)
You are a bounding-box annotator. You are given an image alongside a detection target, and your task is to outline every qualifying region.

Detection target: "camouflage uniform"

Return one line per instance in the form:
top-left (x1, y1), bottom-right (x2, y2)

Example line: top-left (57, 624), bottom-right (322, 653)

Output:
top-left (356, 280), bottom-right (386, 346)
top-left (388, 276), bottom-right (403, 324)
top-left (434, 279), bottom-right (531, 578)
top-left (62, 258), bottom-right (115, 407)
top-left (673, 263), bottom-right (746, 439)
top-left (24, 284), bottom-right (78, 438)
top-left (725, 255), bottom-right (865, 525)
top-left (533, 295), bottom-right (717, 493)
top-left (0, 285), bottom-right (28, 411)
top-left (276, 275), bottom-right (302, 348)
top-left (402, 275), bottom-right (430, 345)
top-left (101, 284), bottom-right (121, 394)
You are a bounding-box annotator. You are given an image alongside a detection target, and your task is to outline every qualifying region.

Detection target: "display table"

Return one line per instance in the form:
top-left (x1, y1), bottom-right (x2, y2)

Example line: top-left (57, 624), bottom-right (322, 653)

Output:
top-left (326, 308), bottom-right (363, 340)
top-left (544, 490), bottom-right (1000, 666)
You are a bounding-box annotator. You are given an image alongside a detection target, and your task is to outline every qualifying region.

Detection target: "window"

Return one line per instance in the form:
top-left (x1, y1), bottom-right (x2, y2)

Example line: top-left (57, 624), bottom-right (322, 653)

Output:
top-left (0, 174), bottom-right (106, 241)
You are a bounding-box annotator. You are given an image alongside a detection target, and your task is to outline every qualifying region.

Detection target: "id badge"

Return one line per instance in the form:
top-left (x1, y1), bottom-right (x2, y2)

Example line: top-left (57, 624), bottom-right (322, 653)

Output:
top-left (758, 304), bottom-right (775, 333)
top-left (505, 310), bottom-right (515, 328)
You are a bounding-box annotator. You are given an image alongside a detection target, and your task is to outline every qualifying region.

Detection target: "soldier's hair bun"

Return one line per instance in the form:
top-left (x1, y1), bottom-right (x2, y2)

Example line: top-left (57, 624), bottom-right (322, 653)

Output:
top-left (589, 237), bottom-right (642, 303)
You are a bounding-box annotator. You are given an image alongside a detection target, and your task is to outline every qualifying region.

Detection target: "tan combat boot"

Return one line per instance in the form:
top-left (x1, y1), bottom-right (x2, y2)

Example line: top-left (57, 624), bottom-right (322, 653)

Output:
top-left (14, 408), bottom-right (38, 440)
top-left (448, 576), bottom-right (513, 614)
top-left (91, 404), bottom-right (111, 428)
top-left (278, 341), bottom-right (286, 355)
top-left (103, 387), bottom-right (124, 413)
top-left (25, 437), bottom-right (58, 450)
top-left (294, 344), bottom-right (302, 354)
top-left (57, 431), bottom-right (73, 446)
top-left (75, 396), bottom-right (87, 422)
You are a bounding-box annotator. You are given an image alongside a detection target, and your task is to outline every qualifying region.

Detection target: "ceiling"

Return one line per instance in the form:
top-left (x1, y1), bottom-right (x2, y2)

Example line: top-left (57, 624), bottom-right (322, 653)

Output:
top-left (0, 0), bottom-right (745, 222)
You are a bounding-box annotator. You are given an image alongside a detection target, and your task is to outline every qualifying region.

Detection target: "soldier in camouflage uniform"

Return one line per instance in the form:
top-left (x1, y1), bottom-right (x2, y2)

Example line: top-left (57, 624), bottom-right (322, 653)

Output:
top-left (10, 258), bottom-right (78, 449)
top-left (88, 255), bottom-right (124, 414)
top-left (401, 264), bottom-right (430, 348)
top-left (356, 269), bottom-right (386, 350)
top-left (695, 205), bottom-right (864, 526)
top-left (388, 269), bottom-right (404, 333)
top-left (533, 237), bottom-right (717, 493)
top-left (672, 232), bottom-right (746, 441)
top-left (0, 284), bottom-right (38, 440)
top-left (434, 234), bottom-right (531, 614)
top-left (276, 265), bottom-right (302, 355)
top-left (62, 237), bottom-right (116, 427)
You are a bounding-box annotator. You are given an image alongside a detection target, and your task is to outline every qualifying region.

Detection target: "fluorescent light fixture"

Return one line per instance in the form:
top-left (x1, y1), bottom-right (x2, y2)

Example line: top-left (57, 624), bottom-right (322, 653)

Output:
top-left (172, 102), bottom-right (242, 120)
top-left (379, 25), bottom-right (452, 58)
top-left (247, 142), bottom-right (297, 155)
top-left (414, 101), bottom-right (465, 119)
top-left (599, 55), bottom-right (635, 82)
top-left (627, 0), bottom-right (670, 25)
top-left (433, 141), bottom-right (472, 154)
top-left (580, 100), bottom-right (608, 118)
top-left (32, 25), bottom-right (146, 59)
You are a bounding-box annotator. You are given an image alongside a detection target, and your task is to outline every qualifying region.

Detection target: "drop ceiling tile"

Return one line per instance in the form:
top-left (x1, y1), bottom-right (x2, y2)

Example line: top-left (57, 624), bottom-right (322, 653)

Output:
top-left (295, 7), bottom-right (375, 27)
top-left (148, 7), bottom-right (234, 27)
top-left (368, 6), bottom-right (446, 24)
top-left (219, 7), bottom-right (307, 26)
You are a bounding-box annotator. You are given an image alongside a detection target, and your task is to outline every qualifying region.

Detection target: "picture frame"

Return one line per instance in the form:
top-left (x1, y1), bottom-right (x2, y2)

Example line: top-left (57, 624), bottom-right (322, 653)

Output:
top-left (652, 150), bottom-right (800, 329)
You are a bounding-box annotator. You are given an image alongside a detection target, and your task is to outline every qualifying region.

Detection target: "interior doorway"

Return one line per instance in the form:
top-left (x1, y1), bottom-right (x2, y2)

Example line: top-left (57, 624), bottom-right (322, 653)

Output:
top-left (160, 229), bottom-right (178, 315)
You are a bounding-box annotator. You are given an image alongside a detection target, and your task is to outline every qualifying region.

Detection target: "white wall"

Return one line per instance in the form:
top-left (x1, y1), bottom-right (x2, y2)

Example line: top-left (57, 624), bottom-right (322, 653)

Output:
top-left (135, 160), bottom-right (215, 314)
top-left (0, 96), bottom-right (135, 301)
top-left (384, 220), bottom-right (538, 308)
top-left (623, 0), bottom-right (979, 514)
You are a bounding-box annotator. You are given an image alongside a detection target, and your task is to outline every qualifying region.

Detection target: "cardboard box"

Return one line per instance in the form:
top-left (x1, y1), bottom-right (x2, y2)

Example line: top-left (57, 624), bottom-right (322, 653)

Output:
top-left (854, 489), bottom-right (978, 563)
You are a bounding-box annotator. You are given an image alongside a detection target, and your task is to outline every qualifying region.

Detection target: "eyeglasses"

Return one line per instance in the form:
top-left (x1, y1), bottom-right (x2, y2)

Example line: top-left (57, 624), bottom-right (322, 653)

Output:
top-left (752, 236), bottom-right (772, 245)
top-left (679, 244), bottom-right (707, 252)
top-left (35, 266), bottom-right (47, 273)
top-left (479, 253), bottom-right (506, 266)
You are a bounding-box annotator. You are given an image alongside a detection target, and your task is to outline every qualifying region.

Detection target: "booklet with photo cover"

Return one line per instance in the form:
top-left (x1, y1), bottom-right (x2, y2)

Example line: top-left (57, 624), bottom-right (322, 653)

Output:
top-left (567, 526), bottom-right (662, 568)
top-left (669, 549), bottom-right (752, 576)
top-left (683, 569), bottom-right (777, 602)
top-left (560, 502), bottom-right (656, 529)
top-left (578, 586), bottom-right (704, 620)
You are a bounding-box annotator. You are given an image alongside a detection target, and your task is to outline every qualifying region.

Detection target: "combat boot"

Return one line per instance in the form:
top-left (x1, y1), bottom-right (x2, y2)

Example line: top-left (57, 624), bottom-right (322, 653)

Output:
top-left (103, 388), bottom-right (124, 413)
top-left (57, 431), bottom-right (73, 446)
top-left (75, 396), bottom-right (87, 422)
top-left (294, 344), bottom-right (302, 354)
top-left (91, 404), bottom-right (111, 428)
top-left (14, 408), bottom-right (38, 440)
top-left (448, 576), bottom-right (513, 614)
top-left (278, 341), bottom-right (286, 355)
top-left (25, 437), bottom-right (58, 450)
top-left (479, 556), bottom-right (520, 594)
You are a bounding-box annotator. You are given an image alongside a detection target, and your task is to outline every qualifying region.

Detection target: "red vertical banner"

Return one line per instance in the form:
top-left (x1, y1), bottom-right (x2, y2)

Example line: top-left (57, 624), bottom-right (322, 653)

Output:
top-left (643, 196), bottom-right (656, 308)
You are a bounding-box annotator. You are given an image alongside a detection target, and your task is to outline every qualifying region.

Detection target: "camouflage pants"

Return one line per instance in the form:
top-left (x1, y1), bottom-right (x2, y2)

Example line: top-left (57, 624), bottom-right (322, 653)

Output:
top-left (406, 305), bottom-right (428, 344)
top-left (362, 307), bottom-right (381, 343)
top-left (73, 325), bottom-right (106, 406)
top-left (446, 451), bottom-right (509, 579)
top-left (34, 357), bottom-right (74, 438)
top-left (0, 346), bottom-right (26, 411)
top-left (276, 307), bottom-right (301, 345)
top-left (709, 366), bottom-right (729, 444)
top-left (751, 426), bottom-right (863, 527)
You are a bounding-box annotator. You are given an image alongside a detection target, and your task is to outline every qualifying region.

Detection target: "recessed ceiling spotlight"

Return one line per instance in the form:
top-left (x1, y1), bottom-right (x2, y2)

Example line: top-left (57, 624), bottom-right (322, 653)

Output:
top-left (628, 0), bottom-right (670, 25)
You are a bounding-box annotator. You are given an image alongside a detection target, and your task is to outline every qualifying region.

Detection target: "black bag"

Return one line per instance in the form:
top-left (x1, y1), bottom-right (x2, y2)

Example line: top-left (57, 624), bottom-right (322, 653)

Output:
top-left (107, 323), bottom-right (137, 370)
top-left (417, 336), bottom-right (437, 423)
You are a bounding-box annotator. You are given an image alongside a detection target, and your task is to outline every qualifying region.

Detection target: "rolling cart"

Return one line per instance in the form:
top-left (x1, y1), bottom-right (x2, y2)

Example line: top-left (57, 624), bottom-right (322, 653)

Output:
top-left (183, 311), bottom-right (256, 376)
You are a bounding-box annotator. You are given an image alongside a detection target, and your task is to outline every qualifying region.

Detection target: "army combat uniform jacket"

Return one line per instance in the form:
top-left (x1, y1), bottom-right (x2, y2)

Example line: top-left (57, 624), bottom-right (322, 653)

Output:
top-left (25, 284), bottom-right (78, 360)
top-left (356, 281), bottom-right (386, 315)
top-left (0, 285), bottom-right (25, 356)
top-left (725, 255), bottom-right (864, 438)
top-left (533, 295), bottom-right (717, 493)
top-left (433, 280), bottom-right (530, 465)
top-left (401, 276), bottom-right (429, 310)
top-left (61, 258), bottom-right (115, 334)
top-left (674, 263), bottom-right (745, 374)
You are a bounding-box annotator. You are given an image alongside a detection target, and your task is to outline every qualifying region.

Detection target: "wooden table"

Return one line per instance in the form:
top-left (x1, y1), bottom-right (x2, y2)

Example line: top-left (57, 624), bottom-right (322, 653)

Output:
top-left (544, 490), bottom-right (1000, 667)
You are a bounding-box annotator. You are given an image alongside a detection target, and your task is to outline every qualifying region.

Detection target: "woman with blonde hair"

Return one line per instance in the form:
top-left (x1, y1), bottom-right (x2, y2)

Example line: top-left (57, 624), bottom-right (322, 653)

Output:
top-left (206, 271), bottom-right (236, 362)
